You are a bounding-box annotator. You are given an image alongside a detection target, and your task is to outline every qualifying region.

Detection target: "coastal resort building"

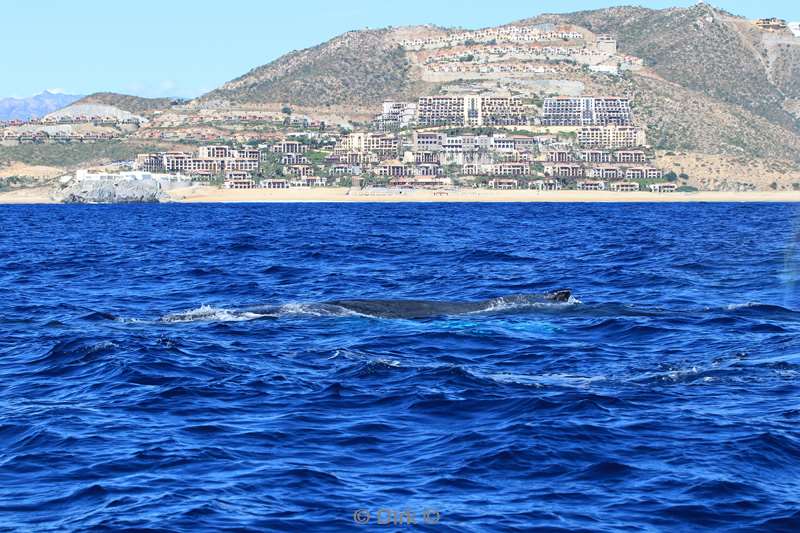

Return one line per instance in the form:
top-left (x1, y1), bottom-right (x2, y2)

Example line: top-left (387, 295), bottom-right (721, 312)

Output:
top-left (488, 178), bottom-right (520, 189)
top-left (610, 181), bottom-right (640, 192)
top-left (577, 180), bottom-right (607, 191)
top-left (416, 95), bottom-right (528, 127)
top-left (373, 102), bottom-right (417, 131)
top-left (530, 179), bottom-right (561, 190)
top-left (224, 171), bottom-right (256, 189)
top-left (577, 125), bottom-right (647, 149)
top-left (388, 176), bottom-right (453, 189)
top-left (136, 145), bottom-right (259, 178)
top-left (650, 183), bottom-right (678, 193)
top-left (261, 179), bottom-right (290, 189)
top-left (541, 97), bottom-right (633, 127)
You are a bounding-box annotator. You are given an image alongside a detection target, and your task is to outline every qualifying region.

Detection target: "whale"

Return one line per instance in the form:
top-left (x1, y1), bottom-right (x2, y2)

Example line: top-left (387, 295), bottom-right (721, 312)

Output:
top-left (161, 290), bottom-right (574, 323)
top-left (327, 289), bottom-right (572, 319)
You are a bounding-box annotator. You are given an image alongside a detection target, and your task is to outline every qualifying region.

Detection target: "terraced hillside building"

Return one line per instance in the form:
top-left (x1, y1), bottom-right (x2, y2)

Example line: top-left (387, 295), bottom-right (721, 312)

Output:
top-left (373, 102), bottom-right (417, 131)
top-left (541, 97), bottom-right (633, 127)
top-left (417, 96), bottom-right (528, 127)
top-left (577, 125), bottom-right (646, 149)
top-left (135, 145), bottom-right (259, 178)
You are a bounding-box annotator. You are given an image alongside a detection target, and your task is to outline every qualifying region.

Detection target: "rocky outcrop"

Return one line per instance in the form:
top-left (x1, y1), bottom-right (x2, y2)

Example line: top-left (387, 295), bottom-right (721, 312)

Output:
top-left (56, 177), bottom-right (166, 204)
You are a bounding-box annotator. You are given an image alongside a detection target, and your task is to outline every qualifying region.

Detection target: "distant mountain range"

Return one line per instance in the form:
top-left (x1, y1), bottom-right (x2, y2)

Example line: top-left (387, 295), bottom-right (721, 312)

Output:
top-left (0, 91), bottom-right (84, 121)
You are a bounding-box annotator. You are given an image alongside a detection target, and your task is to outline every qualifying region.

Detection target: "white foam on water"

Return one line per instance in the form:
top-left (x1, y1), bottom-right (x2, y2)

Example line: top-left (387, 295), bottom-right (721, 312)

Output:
top-left (486, 372), bottom-right (606, 388)
top-left (725, 302), bottom-right (759, 311)
top-left (275, 303), bottom-right (362, 317)
top-left (161, 304), bottom-right (262, 323)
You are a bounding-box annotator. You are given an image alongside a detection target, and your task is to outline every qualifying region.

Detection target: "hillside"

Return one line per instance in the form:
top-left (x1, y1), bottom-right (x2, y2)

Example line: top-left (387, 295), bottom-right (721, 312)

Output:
top-left (197, 29), bottom-right (433, 108)
top-left (0, 91), bottom-right (84, 121)
top-left (72, 93), bottom-right (178, 116)
top-left (190, 3), bottom-right (800, 165)
top-left (532, 4), bottom-right (799, 132)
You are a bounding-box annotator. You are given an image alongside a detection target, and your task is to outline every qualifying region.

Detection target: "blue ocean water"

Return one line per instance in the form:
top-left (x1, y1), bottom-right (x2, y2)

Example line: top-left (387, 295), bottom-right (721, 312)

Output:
top-left (1, 203), bottom-right (800, 532)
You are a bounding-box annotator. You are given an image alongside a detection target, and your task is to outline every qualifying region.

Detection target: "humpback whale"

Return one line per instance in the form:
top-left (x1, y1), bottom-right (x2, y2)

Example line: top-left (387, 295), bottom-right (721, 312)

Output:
top-left (161, 290), bottom-right (573, 323)
top-left (328, 289), bottom-right (572, 319)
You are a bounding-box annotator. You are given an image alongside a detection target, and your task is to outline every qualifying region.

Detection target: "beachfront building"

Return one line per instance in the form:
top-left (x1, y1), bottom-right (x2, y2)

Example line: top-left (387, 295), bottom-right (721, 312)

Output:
top-left (577, 180), bottom-right (606, 191)
top-left (290, 176), bottom-right (326, 187)
top-left (625, 167), bottom-right (663, 180)
top-left (488, 178), bottom-right (519, 189)
top-left (375, 160), bottom-right (410, 178)
top-left (544, 163), bottom-right (585, 178)
top-left (650, 183), bottom-right (678, 193)
top-left (463, 161), bottom-right (531, 176)
top-left (541, 97), bottom-right (633, 126)
top-left (530, 179), bottom-right (562, 190)
top-left (389, 176), bottom-right (453, 189)
top-left (416, 95), bottom-right (528, 127)
top-left (224, 171), bottom-right (256, 189)
top-left (261, 178), bottom-right (290, 189)
top-left (135, 146), bottom-right (260, 178)
top-left (610, 181), bottom-right (640, 192)
top-left (577, 125), bottom-right (647, 149)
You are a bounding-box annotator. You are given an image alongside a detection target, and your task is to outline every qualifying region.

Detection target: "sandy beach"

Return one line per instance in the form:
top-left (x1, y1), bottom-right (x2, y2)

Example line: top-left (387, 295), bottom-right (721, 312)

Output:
top-left (149, 186), bottom-right (800, 203)
top-left (4, 185), bottom-right (800, 204)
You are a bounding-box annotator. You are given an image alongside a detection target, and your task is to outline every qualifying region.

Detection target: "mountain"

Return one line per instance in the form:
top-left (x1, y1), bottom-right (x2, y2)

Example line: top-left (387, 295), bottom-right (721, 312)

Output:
top-left (197, 29), bottom-right (434, 108)
top-left (529, 4), bottom-right (799, 132)
top-left (0, 91), bottom-right (84, 121)
top-left (194, 4), bottom-right (800, 163)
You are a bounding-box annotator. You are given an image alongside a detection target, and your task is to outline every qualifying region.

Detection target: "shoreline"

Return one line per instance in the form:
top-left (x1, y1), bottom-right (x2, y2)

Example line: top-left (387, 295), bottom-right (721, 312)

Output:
top-left (4, 186), bottom-right (800, 204)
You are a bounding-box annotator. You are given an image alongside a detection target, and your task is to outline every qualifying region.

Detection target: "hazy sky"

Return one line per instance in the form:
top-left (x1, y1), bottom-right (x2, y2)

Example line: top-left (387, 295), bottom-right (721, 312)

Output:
top-left (2, 0), bottom-right (798, 99)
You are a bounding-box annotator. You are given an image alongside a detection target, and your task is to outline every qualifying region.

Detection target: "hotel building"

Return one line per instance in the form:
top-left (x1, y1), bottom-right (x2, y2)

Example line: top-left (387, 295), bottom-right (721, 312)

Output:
top-left (577, 125), bottom-right (647, 149)
top-left (541, 97), bottom-right (633, 127)
top-left (416, 96), bottom-right (528, 127)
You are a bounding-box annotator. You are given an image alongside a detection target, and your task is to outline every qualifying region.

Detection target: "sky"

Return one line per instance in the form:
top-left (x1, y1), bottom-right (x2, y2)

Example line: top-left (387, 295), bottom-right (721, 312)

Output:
top-left (2, 0), bottom-right (799, 99)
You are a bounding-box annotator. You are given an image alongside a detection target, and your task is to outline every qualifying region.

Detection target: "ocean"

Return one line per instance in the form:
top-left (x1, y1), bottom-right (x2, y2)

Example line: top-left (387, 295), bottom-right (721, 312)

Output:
top-left (1, 203), bottom-right (799, 532)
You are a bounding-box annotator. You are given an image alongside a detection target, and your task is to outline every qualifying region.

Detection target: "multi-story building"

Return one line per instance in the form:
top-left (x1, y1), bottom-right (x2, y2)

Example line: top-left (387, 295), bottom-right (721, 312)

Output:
top-left (577, 180), bottom-right (606, 191)
top-left (541, 97), bottom-right (633, 126)
top-left (270, 140), bottom-right (307, 154)
top-left (650, 183), bottom-right (677, 192)
top-left (546, 150), bottom-right (573, 163)
top-left (463, 162), bottom-right (531, 176)
top-left (336, 132), bottom-right (399, 158)
top-left (373, 102), bottom-right (417, 131)
top-left (544, 163), bottom-right (586, 178)
top-left (135, 146), bottom-right (260, 177)
top-left (579, 150), bottom-right (612, 163)
top-left (614, 150), bottom-right (647, 164)
top-left (577, 125), bottom-right (646, 149)
top-left (625, 167), bottom-right (663, 180)
top-left (610, 181), bottom-right (640, 192)
top-left (587, 166), bottom-right (622, 180)
top-left (417, 96), bottom-right (528, 127)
